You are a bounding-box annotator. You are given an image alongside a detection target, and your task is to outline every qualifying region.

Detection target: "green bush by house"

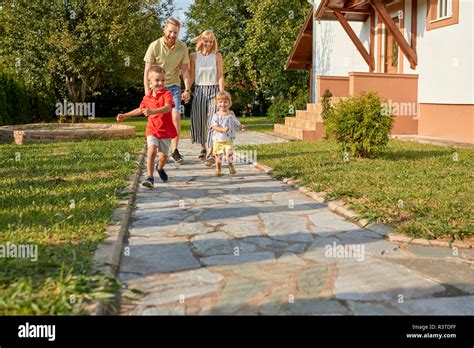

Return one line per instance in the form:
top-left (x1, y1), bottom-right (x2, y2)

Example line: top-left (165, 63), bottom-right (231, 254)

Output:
top-left (324, 92), bottom-right (393, 158)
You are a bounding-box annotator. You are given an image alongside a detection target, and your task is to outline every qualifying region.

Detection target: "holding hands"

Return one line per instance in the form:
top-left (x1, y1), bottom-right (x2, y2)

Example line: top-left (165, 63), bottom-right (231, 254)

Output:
top-left (181, 90), bottom-right (191, 104)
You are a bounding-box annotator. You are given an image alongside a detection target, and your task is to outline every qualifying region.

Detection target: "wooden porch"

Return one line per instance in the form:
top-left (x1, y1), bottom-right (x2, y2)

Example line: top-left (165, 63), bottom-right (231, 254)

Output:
top-left (276, 72), bottom-right (419, 141)
top-left (275, 0), bottom-right (420, 141)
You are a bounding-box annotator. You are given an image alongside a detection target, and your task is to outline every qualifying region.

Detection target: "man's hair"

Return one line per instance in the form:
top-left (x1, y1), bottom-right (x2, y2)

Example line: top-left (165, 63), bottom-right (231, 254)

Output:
top-left (148, 65), bottom-right (166, 75)
top-left (164, 18), bottom-right (181, 29)
top-left (215, 90), bottom-right (232, 107)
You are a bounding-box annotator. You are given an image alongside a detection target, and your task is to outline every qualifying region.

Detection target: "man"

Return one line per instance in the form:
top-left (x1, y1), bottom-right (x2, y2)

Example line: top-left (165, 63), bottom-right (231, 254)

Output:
top-left (143, 18), bottom-right (191, 163)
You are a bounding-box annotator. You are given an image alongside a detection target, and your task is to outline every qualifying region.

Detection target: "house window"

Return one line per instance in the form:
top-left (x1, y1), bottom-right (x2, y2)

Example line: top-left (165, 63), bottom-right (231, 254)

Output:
top-left (437, 0), bottom-right (453, 19)
top-left (426, 0), bottom-right (459, 30)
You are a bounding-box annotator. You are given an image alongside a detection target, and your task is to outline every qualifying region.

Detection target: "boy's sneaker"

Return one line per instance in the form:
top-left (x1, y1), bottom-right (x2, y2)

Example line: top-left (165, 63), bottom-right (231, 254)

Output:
top-left (204, 155), bottom-right (215, 166)
top-left (228, 164), bottom-right (236, 175)
top-left (215, 169), bottom-right (222, 177)
top-left (142, 177), bottom-right (154, 188)
top-left (156, 167), bottom-right (168, 182)
top-left (171, 149), bottom-right (184, 163)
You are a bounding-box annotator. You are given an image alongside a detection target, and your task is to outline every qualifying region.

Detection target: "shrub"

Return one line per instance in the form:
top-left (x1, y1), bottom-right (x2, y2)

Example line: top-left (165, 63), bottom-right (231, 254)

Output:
top-left (324, 92), bottom-right (393, 158)
top-left (0, 69), bottom-right (55, 126)
top-left (320, 89), bottom-right (333, 139)
top-left (87, 85), bottom-right (145, 118)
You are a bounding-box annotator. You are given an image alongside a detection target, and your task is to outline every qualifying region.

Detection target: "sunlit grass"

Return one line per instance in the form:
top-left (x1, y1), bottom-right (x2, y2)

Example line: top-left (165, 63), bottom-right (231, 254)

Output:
top-left (0, 137), bottom-right (142, 314)
top-left (241, 139), bottom-right (474, 241)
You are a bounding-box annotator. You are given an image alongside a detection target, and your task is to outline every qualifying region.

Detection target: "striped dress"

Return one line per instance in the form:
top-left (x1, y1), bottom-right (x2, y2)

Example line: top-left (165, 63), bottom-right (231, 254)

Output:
top-left (190, 52), bottom-right (219, 147)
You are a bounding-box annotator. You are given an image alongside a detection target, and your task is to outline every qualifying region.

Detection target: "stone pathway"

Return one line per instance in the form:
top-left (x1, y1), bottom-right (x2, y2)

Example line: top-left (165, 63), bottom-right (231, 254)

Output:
top-left (118, 131), bottom-right (474, 315)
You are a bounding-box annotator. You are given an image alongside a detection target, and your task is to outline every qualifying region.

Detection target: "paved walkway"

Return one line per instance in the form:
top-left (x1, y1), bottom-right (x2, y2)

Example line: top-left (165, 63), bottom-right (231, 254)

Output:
top-left (118, 131), bottom-right (474, 315)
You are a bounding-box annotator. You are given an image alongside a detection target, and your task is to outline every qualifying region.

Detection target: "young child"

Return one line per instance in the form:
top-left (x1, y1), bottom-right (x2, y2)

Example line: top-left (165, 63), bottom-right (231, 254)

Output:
top-left (210, 91), bottom-right (245, 176)
top-left (116, 66), bottom-right (177, 188)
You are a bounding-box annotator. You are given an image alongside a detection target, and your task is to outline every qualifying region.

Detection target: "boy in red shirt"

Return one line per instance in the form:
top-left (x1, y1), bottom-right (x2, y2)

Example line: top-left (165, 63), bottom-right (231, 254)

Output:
top-left (117, 66), bottom-right (177, 188)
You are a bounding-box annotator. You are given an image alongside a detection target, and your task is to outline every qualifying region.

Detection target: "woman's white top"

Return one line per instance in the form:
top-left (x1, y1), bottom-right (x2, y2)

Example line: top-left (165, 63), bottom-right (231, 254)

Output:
top-left (195, 52), bottom-right (218, 86)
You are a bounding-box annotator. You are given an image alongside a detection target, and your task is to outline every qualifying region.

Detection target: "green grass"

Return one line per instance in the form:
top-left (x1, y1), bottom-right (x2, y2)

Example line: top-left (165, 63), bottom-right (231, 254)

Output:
top-left (88, 116), bottom-right (274, 138)
top-left (0, 137), bottom-right (142, 314)
top-left (240, 139), bottom-right (474, 241)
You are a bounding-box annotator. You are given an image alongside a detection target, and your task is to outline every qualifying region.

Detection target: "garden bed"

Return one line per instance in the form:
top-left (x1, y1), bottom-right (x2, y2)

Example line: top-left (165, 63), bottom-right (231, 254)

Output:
top-left (0, 123), bottom-right (135, 145)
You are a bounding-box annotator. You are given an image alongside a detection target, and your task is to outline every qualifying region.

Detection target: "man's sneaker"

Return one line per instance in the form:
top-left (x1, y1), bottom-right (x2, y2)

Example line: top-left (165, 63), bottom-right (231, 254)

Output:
top-left (171, 149), bottom-right (184, 163)
top-left (228, 164), bottom-right (237, 174)
top-left (176, 149), bottom-right (184, 160)
top-left (142, 177), bottom-right (154, 188)
top-left (157, 167), bottom-right (168, 182)
top-left (204, 155), bottom-right (215, 166)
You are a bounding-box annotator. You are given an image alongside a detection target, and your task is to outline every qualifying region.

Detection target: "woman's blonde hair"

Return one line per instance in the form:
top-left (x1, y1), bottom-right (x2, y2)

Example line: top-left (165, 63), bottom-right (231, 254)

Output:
top-left (215, 90), bottom-right (232, 107)
top-left (193, 30), bottom-right (218, 53)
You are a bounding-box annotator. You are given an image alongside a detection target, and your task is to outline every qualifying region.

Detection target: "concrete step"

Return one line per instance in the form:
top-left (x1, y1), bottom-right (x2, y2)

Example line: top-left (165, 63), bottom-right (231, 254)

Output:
top-left (306, 103), bottom-right (320, 113)
top-left (274, 123), bottom-right (324, 141)
top-left (295, 110), bottom-right (322, 121)
top-left (285, 117), bottom-right (318, 130)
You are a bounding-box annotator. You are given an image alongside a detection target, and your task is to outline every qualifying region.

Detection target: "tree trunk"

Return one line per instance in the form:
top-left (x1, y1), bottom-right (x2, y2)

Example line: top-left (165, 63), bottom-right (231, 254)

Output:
top-left (65, 76), bottom-right (82, 123)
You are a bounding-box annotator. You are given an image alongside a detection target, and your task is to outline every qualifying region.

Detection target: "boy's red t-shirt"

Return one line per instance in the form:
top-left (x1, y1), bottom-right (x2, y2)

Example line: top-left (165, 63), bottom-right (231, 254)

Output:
top-left (139, 88), bottom-right (177, 139)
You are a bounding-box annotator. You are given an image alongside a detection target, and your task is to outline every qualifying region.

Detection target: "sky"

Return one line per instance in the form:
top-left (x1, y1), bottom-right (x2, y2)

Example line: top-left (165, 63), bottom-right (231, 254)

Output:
top-left (174, 0), bottom-right (194, 39)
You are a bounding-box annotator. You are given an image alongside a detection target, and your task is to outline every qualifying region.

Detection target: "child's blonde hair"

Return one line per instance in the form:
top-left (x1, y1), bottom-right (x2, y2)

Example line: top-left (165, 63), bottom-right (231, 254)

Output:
top-left (215, 90), bottom-right (232, 107)
top-left (148, 65), bottom-right (166, 76)
top-left (193, 30), bottom-right (218, 53)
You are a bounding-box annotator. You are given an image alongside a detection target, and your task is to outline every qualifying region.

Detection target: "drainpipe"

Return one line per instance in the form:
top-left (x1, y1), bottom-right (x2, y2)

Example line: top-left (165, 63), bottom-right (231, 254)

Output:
top-left (308, 0), bottom-right (323, 103)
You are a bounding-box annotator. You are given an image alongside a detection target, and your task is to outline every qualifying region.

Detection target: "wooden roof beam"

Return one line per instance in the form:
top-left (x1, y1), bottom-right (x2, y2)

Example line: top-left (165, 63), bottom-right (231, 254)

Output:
top-left (370, 0), bottom-right (418, 68)
top-left (327, 7), bottom-right (371, 14)
top-left (333, 9), bottom-right (375, 71)
top-left (348, 0), bottom-right (370, 8)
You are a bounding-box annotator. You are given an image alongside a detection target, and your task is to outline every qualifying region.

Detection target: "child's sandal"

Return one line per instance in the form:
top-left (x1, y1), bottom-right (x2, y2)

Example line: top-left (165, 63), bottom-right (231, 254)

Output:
top-left (198, 149), bottom-right (206, 161)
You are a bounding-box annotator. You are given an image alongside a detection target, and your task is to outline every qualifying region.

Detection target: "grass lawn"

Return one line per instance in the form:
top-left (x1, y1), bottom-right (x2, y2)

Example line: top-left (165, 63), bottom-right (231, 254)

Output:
top-left (0, 115), bottom-right (274, 314)
top-left (240, 139), bottom-right (473, 241)
top-left (0, 137), bottom-right (143, 314)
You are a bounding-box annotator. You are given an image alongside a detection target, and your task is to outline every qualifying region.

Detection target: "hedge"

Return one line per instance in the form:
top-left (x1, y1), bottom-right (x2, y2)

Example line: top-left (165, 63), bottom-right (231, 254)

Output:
top-left (0, 69), bottom-right (55, 126)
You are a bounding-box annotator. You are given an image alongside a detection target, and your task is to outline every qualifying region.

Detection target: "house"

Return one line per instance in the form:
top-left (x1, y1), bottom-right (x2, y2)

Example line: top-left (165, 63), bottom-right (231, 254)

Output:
top-left (275, 0), bottom-right (473, 144)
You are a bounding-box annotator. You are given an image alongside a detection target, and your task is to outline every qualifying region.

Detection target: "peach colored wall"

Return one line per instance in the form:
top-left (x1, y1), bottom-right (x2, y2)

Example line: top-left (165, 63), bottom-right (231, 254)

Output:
top-left (317, 76), bottom-right (350, 99)
top-left (419, 104), bottom-right (474, 143)
top-left (392, 116), bottom-right (419, 135)
top-left (348, 72), bottom-right (419, 135)
top-left (349, 72), bottom-right (418, 103)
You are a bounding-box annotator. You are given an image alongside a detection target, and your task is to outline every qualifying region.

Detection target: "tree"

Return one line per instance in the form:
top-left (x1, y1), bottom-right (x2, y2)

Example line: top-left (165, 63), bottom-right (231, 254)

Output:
top-left (243, 0), bottom-right (310, 98)
top-left (184, 0), bottom-right (310, 116)
top-left (185, 0), bottom-right (256, 113)
top-left (0, 0), bottom-right (170, 121)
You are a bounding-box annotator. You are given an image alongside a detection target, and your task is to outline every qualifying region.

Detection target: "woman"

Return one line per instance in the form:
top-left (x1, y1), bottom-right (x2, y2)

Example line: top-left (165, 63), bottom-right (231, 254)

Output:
top-left (189, 30), bottom-right (224, 164)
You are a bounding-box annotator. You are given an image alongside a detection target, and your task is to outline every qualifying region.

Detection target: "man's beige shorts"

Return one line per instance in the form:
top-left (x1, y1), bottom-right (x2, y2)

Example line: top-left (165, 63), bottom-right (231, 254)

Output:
top-left (147, 136), bottom-right (171, 155)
